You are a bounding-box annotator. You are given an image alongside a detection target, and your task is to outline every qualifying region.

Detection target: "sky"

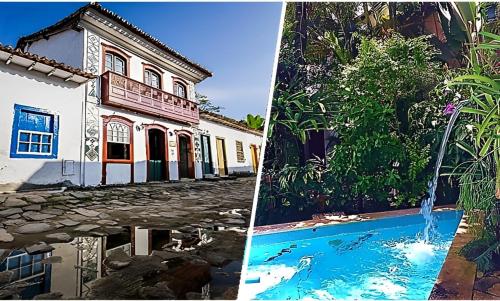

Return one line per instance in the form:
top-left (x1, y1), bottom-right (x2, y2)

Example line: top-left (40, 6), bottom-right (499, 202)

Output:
top-left (0, 2), bottom-right (282, 120)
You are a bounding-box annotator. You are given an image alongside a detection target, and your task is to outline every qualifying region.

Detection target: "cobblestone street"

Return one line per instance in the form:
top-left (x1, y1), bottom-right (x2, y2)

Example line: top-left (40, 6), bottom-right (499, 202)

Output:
top-left (0, 177), bottom-right (256, 299)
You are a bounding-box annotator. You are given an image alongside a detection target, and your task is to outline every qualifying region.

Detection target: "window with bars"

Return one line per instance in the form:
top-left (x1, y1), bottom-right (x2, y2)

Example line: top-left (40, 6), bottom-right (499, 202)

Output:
top-left (10, 104), bottom-right (59, 159)
top-left (236, 141), bottom-right (245, 163)
top-left (106, 121), bottom-right (131, 160)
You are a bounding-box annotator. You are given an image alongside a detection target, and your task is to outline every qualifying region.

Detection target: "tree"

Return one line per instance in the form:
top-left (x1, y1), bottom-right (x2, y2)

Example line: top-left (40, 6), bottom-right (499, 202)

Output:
top-left (245, 114), bottom-right (265, 130)
top-left (195, 92), bottom-right (223, 113)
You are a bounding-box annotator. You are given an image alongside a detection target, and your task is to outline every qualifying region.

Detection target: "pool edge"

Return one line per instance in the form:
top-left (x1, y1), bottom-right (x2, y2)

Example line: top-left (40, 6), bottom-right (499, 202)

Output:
top-left (254, 205), bottom-right (457, 235)
top-left (429, 214), bottom-right (477, 300)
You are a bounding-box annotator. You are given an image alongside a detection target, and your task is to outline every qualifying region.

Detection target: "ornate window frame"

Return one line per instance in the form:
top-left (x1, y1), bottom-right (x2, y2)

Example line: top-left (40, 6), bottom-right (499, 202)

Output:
top-left (102, 115), bottom-right (134, 184)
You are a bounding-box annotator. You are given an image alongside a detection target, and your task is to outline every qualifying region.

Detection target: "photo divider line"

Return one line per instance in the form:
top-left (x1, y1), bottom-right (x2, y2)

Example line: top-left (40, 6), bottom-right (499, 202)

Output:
top-left (237, 1), bottom-right (288, 299)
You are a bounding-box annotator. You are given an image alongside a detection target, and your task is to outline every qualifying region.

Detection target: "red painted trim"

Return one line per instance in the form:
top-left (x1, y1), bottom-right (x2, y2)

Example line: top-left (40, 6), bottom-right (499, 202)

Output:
top-left (102, 115), bottom-right (135, 185)
top-left (101, 43), bottom-right (131, 76)
top-left (175, 129), bottom-right (195, 179)
top-left (144, 124), bottom-right (169, 181)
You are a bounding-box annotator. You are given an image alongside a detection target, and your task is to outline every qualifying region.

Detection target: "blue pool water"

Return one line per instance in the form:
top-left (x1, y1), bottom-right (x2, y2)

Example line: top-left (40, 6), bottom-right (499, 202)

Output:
top-left (243, 210), bottom-right (463, 300)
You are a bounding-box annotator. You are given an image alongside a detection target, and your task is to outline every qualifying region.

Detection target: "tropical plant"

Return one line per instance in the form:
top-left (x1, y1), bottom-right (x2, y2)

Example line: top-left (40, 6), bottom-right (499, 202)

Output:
top-left (245, 114), bottom-right (265, 130)
top-left (196, 92), bottom-right (224, 113)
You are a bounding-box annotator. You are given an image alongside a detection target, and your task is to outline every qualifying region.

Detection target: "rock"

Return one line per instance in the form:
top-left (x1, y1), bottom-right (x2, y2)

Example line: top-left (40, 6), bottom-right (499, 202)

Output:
top-left (49, 196), bottom-right (75, 202)
top-left (4, 198), bottom-right (28, 207)
top-left (25, 195), bottom-right (47, 204)
top-left (6, 214), bottom-right (21, 219)
top-left (0, 229), bottom-right (14, 242)
top-left (222, 218), bottom-right (246, 225)
top-left (97, 220), bottom-right (118, 226)
top-left (151, 250), bottom-right (187, 261)
top-left (0, 195), bottom-right (6, 204)
top-left (205, 252), bottom-right (230, 267)
top-left (33, 292), bottom-right (63, 299)
top-left (41, 256), bottom-right (63, 264)
top-left (103, 248), bottom-right (132, 270)
top-left (25, 242), bottom-right (54, 255)
top-left (41, 208), bottom-right (64, 215)
top-left (138, 282), bottom-right (175, 299)
top-left (3, 219), bottom-right (25, 226)
top-left (74, 224), bottom-right (99, 232)
top-left (23, 211), bottom-right (56, 221)
top-left (23, 204), bottom-right (42, 211)
top-left (58, 219), bottom-right (81, 227)
top-left (186, 292), bottom-right (203, 300)
top-left (46, 233), bottom-right (72, 242)
top-left (98, 212), bottom-right (111, 219)
top-left (0, 208), bottom-right (23, 217)
top-left (0, 271), bottom-right (13, 285)
top-left (72, 208), bottom-right (100, 217)
top-left (16, 223), bottom-right (52, 234)
top-left (70, 192), bottom-right (90, 199)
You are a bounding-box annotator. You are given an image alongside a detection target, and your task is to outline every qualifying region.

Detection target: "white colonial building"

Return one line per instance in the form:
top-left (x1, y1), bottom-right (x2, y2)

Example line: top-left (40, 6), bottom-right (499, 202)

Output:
top-left (0, 3), bottom-right (262, 191)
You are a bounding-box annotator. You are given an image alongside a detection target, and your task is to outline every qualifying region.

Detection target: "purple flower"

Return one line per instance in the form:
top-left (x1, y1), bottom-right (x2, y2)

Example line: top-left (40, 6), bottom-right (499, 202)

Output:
top-left (443, 103), bottom-right (456, 115)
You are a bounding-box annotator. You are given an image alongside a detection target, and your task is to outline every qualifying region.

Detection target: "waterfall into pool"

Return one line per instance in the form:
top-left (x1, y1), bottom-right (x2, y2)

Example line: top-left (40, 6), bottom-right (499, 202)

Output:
top-left (420, 101), bottom-right (467, 242)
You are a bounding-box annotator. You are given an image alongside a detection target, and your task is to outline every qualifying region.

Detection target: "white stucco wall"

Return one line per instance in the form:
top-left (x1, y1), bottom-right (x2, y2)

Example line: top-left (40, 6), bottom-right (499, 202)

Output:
top-left (198, 119), bottom-right (262, 175)
top-left (25, 29), bottom-right (85, 70)
top-left (0, 63), bottom-right (86, 189)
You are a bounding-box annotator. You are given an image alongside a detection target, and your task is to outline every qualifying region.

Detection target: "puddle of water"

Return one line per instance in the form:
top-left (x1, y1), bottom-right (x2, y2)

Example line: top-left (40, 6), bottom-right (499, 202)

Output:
top-left (0, 225), bottom-right (244, 299)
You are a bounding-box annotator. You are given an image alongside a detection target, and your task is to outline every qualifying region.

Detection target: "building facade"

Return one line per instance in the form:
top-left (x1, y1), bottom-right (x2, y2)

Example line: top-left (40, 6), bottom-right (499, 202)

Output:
top-left (0, 3), bottom-right (262, 190)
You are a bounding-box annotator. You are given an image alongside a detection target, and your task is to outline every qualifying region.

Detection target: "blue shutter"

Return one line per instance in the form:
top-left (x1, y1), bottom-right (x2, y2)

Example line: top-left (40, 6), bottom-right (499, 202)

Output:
top-left (10, 104), bottom-right (59, 159)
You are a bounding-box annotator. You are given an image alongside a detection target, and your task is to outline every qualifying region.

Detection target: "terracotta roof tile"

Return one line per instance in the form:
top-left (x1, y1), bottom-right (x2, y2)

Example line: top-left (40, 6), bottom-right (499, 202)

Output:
top-left (200, 110), bottom-right (263, 135)
top-left (0, 43), bottom-right (96, 79)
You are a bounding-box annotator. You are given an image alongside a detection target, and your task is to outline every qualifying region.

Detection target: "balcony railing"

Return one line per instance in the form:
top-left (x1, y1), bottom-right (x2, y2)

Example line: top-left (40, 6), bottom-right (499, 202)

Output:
top-left (101, 71), bottom-right (199, 124)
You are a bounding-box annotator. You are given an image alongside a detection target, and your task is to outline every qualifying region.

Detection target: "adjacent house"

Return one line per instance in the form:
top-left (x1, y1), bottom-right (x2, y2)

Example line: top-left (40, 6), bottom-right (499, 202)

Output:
top-left (0, 3), bottom-right (262, 190)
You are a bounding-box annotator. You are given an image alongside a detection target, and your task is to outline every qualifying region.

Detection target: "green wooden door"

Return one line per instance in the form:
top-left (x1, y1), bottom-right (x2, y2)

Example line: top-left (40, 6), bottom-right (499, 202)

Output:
top-left (148, 160), bottom-right (163, 181)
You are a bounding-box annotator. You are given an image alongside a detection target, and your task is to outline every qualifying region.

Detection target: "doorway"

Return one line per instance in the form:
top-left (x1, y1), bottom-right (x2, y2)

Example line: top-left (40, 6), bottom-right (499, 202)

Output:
top-left (250, 144), bottom-right (259, 174)
top-left (215, 137), bottom-right (227, 176)
top-left (146, 128), bottom-right (167, 181)
top-left (201, 135), bottom-right (213, 175)
top-left (178, 134), bottom-right (194, 178)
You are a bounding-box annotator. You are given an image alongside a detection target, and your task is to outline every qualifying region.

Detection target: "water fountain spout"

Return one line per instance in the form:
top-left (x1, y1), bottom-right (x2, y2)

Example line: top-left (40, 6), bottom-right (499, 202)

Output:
top-left (420, 100), bottom-right (469, 242)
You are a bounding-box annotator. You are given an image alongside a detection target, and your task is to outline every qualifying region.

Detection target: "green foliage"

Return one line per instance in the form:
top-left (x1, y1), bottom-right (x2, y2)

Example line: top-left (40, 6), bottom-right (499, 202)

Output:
top-left (245, 114), bottom-right (265, 130)
top-left (324, 35), bottom-right (440, 208)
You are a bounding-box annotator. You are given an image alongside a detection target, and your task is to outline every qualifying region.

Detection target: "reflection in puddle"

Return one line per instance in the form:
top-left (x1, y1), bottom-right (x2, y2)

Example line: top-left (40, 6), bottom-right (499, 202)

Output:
top-left (0, 225), bottom-right (244, 299)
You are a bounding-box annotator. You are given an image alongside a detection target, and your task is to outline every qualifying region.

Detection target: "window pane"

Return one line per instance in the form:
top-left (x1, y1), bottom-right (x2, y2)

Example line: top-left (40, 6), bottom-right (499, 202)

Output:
top-left (20, 132), bottom-right (30, 142)
top-left (31, 134), bottom-right (41, 143)
top-left (30, 144), bottom-right (40, 153)
top-left (115, 57), bottom-right (125, 75)
top-left (42, 135), bottom-right (51, 143)
top-left (33, 262), bottom-right (43, 274)
top-left (42, 144), bottom-right (51, 153)
top-left (105, 54), bottom-right (113, 71)
top-left (151, 74), bottom-right (159, 88)
top-left (145, 71), bottom-right (151, 85)
top-left (8, 257), bottom-right (20, 269)
top-left (18, 143), bottom-right (29, 152)
top-left (21, 266), bottom-right (31, 278)
top-left (107, 142), bottom-right (130, 160)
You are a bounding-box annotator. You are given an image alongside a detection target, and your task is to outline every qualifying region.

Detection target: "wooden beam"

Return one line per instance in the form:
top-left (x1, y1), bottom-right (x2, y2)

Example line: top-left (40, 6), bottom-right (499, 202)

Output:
top-left (27, 61), bottom-right (36, 71)
top-left (5, 54), bottom-right (13, 65)
top-left (64, 74), bottom-right (74, 82)
top-left (47, 68), bottom-right (56, 77)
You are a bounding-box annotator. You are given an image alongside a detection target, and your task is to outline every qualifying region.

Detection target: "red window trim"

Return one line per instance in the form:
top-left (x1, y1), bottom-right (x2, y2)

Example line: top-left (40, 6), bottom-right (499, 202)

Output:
top-left (102, 115), bottom-right (135, 185)
top-left (142, 63), bottom-right (164, 90)
top-left (172, 77), bottom-right (189, 99)
top-left (144, 124), bottom-right (169, 180)
top-left (102, 43), bottom-right (131, 76)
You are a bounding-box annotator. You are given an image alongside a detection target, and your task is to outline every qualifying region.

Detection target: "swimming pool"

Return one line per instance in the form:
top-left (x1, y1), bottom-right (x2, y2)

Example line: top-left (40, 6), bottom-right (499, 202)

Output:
top-left (242, 210), bottom-right (463, 300)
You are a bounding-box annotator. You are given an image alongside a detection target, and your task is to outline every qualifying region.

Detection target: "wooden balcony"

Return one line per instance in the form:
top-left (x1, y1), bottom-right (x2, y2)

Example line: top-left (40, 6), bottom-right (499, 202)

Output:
top-left (101, 71), bottom-right (199, 124)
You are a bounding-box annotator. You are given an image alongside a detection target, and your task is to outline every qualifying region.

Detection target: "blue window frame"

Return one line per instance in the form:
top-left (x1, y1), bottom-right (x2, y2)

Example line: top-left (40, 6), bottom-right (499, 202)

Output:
top-left (10, 104), bottom-right (59, 159)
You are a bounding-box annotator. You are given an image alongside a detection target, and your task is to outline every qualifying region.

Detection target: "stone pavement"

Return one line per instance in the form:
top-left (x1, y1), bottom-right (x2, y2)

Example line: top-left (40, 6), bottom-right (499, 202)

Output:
top-left (0, 177), bottom-right (257, 299)
top-left (0, 178), bottom-right (255, 245)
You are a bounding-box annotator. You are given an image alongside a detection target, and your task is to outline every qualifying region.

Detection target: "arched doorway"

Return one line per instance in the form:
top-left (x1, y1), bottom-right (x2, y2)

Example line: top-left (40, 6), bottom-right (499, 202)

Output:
top-left (145, 125), bottom-right (168, 181)
top-left (176, 130), bottom-right (194, 179)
